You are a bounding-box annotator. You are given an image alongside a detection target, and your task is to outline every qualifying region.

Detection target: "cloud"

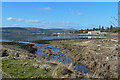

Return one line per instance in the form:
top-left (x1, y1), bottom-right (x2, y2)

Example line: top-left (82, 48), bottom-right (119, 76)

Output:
top-left (6, 17), bottom-right (82, 29)
top-left (6, 17), bottom-right (55, 26)
top-left (36, 7), bottom-right (51, 10)
top-left (6, 17), bottom-right (16, 21)
top-left (69, 8), bottom-right (74, 13)
top-left (77, 12), bottom-right (83, 16)
top-left (24, 20), bottom-right (39, 23)
top-left (16, 18), bottom-right (24, 22)
top-left (13, 24), bottom-right (20, 26)
top-left (6, 17), bottom-right (41, 23)
top-left (11, 24), bottom-right (42, 27)
top-left (61, 21), bottom-right (78, 25)
top-left (61, 21), bottom-right (70, 24)
top-left (69, 8), bottom-right (83, 16)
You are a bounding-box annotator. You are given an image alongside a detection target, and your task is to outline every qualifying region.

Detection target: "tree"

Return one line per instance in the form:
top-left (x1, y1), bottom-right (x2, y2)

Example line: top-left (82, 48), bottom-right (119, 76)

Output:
top-left (110, 25), bottom-right (113, 31)
top-left (106, 27), bottom-right (110, 32)
top-left (102, 26), bottom-right (104, 31)
top-left (99, 25), bottom-right (101, 30)
top-left (87, 28), bottom-right (89, 31)
top-left (93, 28), bottom-right (96, 30)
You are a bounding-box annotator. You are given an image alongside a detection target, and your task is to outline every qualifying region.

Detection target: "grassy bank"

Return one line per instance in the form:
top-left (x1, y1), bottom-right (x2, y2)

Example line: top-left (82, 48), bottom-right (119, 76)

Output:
top-left (2, 57), bottom-right (52, 78)
top-left (1, 42), bottom-right (75, 78)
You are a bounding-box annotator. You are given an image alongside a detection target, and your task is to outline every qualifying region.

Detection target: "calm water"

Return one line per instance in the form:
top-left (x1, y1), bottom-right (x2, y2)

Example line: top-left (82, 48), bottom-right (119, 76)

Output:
top-left (2, 35), bottom-right (107, 41)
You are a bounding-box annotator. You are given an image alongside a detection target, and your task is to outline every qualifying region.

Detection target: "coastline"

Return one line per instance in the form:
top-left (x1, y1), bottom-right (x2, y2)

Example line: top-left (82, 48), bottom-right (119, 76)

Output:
top-left (1, 35), bottom-right (118, 78)
top-left (31, 36), bottom-right (118, 78)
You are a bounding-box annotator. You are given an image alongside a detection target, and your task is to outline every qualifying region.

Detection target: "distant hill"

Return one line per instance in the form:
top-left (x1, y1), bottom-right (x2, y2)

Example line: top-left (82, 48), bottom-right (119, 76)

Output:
top-left (2, 27), bottom-right (27, 30)
top-left (2, 27), bottom-right (75, 36)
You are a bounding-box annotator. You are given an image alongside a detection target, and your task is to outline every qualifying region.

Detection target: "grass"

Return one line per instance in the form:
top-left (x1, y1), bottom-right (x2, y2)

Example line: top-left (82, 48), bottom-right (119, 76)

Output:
top-left (2, 57), bottom-right (52, 78)
top-left (0, 58), bottom-right (2, 69)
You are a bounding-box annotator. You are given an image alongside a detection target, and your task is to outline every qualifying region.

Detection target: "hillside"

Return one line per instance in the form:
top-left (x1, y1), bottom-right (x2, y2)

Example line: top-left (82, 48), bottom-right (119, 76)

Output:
top-left (2, 27), bottom-right (75, 35)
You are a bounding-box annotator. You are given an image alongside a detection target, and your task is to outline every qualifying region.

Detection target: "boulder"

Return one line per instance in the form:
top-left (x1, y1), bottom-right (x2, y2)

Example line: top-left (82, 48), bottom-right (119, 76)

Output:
top-left (42, 49), bottom-right (53, 56)
top-left (15, 53), bottom-right (19, 57)
top-left (29, 48), bottom-right (37, 54)
top-left (2, 50), bottom-right (9, 57)
top-left (52, 63), bottom-right (72, 78)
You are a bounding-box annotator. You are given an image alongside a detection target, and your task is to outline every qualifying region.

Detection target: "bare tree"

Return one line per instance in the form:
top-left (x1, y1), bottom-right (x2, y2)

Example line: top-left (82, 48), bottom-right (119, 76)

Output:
top-left (110, 16), bottom-right (118, 27)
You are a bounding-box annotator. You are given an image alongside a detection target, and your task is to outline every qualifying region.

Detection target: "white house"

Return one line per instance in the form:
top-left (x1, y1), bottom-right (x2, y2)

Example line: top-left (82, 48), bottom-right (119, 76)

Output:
top-left (88, 31), bottom-right (101, 34)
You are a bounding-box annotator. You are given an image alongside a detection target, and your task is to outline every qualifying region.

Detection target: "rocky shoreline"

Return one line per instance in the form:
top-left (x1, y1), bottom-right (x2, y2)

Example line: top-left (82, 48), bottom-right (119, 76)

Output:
top-left (48, 38), bottom-right (118, 78)
top-left (1, 41), bottom-right (83, 78)
top-left (1, 36), bottom-right (119, 78)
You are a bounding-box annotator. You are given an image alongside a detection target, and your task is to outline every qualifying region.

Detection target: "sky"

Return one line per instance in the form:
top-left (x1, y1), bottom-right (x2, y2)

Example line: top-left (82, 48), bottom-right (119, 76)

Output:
top-left (2, 2), bottom-right (118, 30)
top-left (2, 0), bottom-right (120, 2)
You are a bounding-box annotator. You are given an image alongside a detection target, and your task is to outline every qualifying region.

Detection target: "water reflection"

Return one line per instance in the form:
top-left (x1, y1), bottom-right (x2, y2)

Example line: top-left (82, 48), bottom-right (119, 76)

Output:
top-left (2, 35), bottom-right (107, 41)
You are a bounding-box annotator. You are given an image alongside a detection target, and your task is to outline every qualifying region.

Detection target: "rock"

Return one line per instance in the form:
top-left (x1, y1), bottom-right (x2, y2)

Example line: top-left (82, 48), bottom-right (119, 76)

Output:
top-left (33, 63), bottom-right (51, 69)
top-left (107, 65), bottom-right (110, 70)
top-left (29, 48), bottom-right (37, 54)
top-left (68, 63), bottom-right (74, 70)
top-left (28, 54), bottom-right (36, 58)
top-left (12, 57), bottom-right (17, 60)
top-left (52, 63), bottom-right (72, 78)
top-left (62, 74), bottom-right (70, 78)
top-left (15, 53), bottom-right (19, 57)
top-left (33, 64), bottom-right (39, 69)
top-left (94, 61), bottom-right (97, 67)
top-left (42, 49), bottom-right (53, 56)
top-left (2, 50), bottom-right (9, 57)
top-left (116, 48), bottom-right (118, 50)
top-left (61, 67), bottom-right (72, 75)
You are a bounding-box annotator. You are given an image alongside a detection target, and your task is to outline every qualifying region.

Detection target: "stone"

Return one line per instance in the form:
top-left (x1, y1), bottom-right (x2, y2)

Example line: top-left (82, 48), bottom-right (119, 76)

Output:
top-left (15, 53), bottom-right (19, 57)
top-left (29, 48), bottom-right (37, 54)
top-left (2, 50), bottom-right (9, 57)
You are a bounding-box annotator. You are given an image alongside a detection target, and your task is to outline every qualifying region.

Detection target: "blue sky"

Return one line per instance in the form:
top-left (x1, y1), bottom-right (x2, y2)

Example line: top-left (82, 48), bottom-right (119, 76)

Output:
top-left (2, 0), bottom-right (120, 2)
top-left (2, 2), bottom-right (118, 29)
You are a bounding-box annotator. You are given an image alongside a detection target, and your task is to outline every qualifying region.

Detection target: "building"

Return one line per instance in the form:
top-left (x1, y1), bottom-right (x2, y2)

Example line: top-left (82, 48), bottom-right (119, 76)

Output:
top-left (99, 32), bottom-right (108, 35)
top-left (88, 31), bottom-right (101, 34)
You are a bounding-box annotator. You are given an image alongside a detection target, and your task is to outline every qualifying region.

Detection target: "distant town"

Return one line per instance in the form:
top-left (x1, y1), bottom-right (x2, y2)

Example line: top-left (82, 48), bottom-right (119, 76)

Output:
top-left (72, 25), bottom-right (118, 34)
top-left (52, 25), bottom-right (118, 36)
